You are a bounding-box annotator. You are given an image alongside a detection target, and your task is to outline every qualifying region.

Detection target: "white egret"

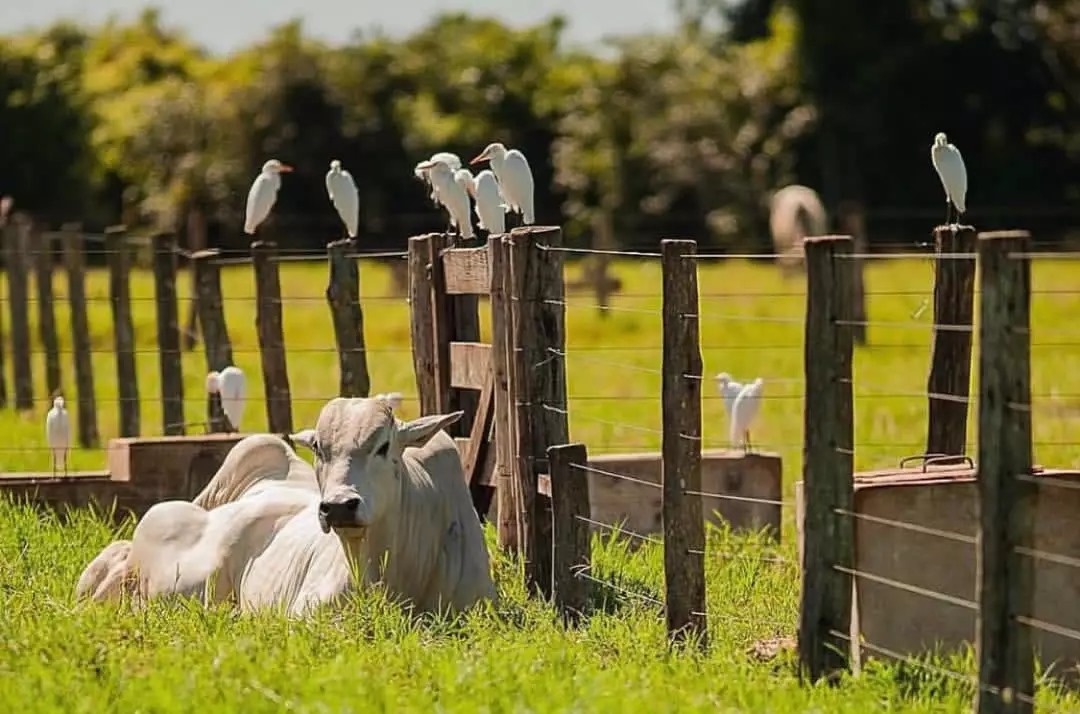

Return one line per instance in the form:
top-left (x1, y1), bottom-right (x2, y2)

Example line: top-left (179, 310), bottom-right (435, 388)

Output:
top-left (415, 159), bottom-right (475, 242)
top-left (46, 395), bottom-right (70, 476)
top-left (470, 142), bottom-right (535, 226)
top-left (325, 160), bottom-right (360, 239)
top-left (454, 168), bottom-right (474, 197)
top-left (471, 169), bottom-right (507, 235)
top-left (730, 378), bottom-right (764, 454)
top-left (244, 159), bottom-right (293, 235)
top-left (414, 152), bottom-right (463, 205)
top-left (714, 372), bottom-right (744, 418)
top-left (206, 366), bottom-right (247, 432)
top-left (930, 132), bottom-right (967, 227)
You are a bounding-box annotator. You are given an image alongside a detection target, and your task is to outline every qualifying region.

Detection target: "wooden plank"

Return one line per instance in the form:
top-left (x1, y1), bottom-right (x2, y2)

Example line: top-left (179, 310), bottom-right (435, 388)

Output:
top-left (152, 232), bottom-right (185, 436)
top-left (443, 245), bottom-right (490, 295)
top-left (976, 230), bottom-right (1035, 714)
top-left (252, 240), bottom-right (293, 434)
top-left (449, 294), bottom-right (481, 435)
top-left (798, 235), bottom-right (856, 683)
top-left (5, 216), bottom-right (33, 410)
top-left (461, 374), bottom-right (495, 481)
top-left (450, 341), bottom-right (492, 390)
top-left (326, 238), bottom-right (370, 398)
top-left (63, 225), bottom-right (100, 447)
top-left (428, 234), bottom-right (453, 413)
top-left (106, 226), bottom-right (139, 437)
top-left (35, 227), bottom-right (62, 397)
top-left (660, 239), bottom-right (707, 647)
top-left (548, 442), bottom-right (591, 622)
top-left (926, 225), bottom-right (977, 461)
top-left (489, 235), bottom-right (519, 552)
top-left (408, 235), bottom-right (438, 415)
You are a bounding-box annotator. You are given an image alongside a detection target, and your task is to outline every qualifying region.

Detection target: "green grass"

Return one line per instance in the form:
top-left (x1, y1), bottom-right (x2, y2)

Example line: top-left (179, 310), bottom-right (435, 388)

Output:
top-left (1, 255), bottom-right (1079, 711)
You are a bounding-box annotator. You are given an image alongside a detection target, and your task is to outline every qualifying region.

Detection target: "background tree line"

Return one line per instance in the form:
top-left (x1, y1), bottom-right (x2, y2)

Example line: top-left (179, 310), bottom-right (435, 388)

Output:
top-left (1, 0), bottom-right (1077, 252)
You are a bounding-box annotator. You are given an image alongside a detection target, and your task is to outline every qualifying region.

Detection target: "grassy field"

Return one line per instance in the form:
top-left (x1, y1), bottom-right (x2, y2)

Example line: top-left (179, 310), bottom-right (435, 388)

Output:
top-left (1, 253), bottom-right (1079, 711)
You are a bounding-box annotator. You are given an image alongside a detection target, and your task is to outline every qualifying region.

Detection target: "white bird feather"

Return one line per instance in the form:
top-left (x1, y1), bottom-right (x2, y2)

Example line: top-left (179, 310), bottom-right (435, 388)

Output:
top-left (472, 169), bottom-right (507, 235)
top-left (931, 132), bottom-right (968, 222)
top-left (325, 159), bottom-right (360, 238)
top-left (416, 159), bottom-right (475, 240)
top-left (730, 378), bottom-right (764, 453)
top-left (714, 372), bottom-right (744, 418)
top-left (244, 159), bottom-right (293, 235)
top-left (46, 395), bottom-right (70, 475)
top-left (470, 142), bottom-right (535, 225)
top-left (207, 366), bottom-right (247, 432)
top-left (414, 152), bottom-right (463, 205)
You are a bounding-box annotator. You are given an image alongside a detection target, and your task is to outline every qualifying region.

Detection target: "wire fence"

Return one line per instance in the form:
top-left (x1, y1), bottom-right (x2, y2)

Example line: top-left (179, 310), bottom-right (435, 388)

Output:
top-left (0, 224), bottom-right (1078, 708)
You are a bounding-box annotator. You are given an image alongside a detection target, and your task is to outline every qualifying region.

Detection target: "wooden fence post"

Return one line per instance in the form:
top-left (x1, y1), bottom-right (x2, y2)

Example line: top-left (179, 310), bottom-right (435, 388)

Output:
top-left (489, 235), bottom-right (520, 551)
top-left (548, 442), bottom-right (592, 622)
top-left (193, 250), bottom-right (234, 432)
top-left (252, 241), bottom-right (292, 434)
top-left (33, 228), bottom-right (62, 397)
top-left (326, 239), bottom-right (370, 398)
top-left (408, 235), bottom-right (439, 415)
top-left (926, 226), bottom-right (977, 460)
top-left (798, 235), bottom-right (855, 682)
top-left (106, 226), bottom-right (139, 437)
top-left (153, 232), bottom-right (185, 436)
top-left (509, 225), bottom-right (568, 598)
top-left (6, 215), bottom-right (33, 410)
top-left (62, 224), bottom-right (99, 447)
top-left (660, 239), bottom-right (707, 646)
top-left (427, 234), bottom-right (453, 414)
top-left (976, 230), bottom-right (1035, 714)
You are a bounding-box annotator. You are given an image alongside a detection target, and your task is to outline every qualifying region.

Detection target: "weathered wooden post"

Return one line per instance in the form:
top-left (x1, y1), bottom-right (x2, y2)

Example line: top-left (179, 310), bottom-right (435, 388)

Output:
top-left (153, 233), bottom-right (185, 436)
top-left (926, 226), bottom-right (977, 460)
top-left (798, 235), bottom-right (855, 683)
top-left (660, 238), bottom-right (707, 647)
top-left (548, 441), bottom-right (592, 623)
top-left (975, 230), bottom-right (1035, 714)
top-left (106, 226), bottom-right (139, 437)
top-left (253, 241), bottom-right (292, 434)
top-left (33, 228), bottom-right (62, 397)
top-left (326, 239), bottom-right (370, 398)
top-left (193, 250), bottom-right (234, 432)
top-left (489, 235), bottom-right (520, 551)
top-left (408, 235), bottom-right (439, 415)
top-left (508, 226), bottom-right (568, 598)
top-left (62, 224), bottom-right (99, 447)
top-left (6, 215), bottom-right (33, 410)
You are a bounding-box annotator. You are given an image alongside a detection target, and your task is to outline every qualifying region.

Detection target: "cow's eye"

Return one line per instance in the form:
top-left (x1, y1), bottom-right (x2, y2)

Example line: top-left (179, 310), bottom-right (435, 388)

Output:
top-left (375, 441), bottom-right (389, 458)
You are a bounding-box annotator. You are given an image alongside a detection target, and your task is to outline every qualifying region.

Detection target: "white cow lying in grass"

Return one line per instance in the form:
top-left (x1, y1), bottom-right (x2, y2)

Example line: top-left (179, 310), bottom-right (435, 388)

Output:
top-left (76, 395), bottom-right (497, 616)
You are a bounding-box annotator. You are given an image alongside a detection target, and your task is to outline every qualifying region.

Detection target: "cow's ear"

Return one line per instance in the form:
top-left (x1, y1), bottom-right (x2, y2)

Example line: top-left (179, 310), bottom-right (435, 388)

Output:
top-left (290, 429), bottom-right (317, 452)
top-left (397, 411), bottom-right (464, 449)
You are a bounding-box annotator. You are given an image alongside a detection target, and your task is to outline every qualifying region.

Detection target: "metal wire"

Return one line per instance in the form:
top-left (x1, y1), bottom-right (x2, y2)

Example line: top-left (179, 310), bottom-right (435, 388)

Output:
top-left (834, 509), bottom-right (976, 545)
top-left (576, 515), bottom-right (662, 546)
top-left (570, 462), bottom-right (662, 490)
top-left (832, 565), bottom-right (977, 610)
top-left (685, 490), bottom-right (792, 508)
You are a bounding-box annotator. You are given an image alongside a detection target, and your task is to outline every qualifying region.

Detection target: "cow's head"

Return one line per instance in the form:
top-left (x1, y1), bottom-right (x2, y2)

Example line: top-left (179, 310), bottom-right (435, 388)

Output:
top-left (291, 395), bottom-right (462, 535)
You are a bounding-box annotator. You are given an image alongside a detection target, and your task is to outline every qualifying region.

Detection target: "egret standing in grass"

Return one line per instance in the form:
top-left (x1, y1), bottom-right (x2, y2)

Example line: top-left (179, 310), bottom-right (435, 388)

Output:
top-left (470, 142), bottom-right (535, 227)
top-left (46, 395), bottom-right (70, 476)
top-left (930, 132), bottom-right (967, 227)
top-left (206, 366), bottom-right (247, 433)
top-left (470, 169), bottom-right (507, 236)
top-left (244, 159), bottom-right (294, 235)
top-left (415, 158), bottom-right (475, 242)
top-left (730, 378), bottom-right (764, 454)
top-left (325, 160), bottom-right (360, 239)
top-left (414, 152), bottom-right (463, 206)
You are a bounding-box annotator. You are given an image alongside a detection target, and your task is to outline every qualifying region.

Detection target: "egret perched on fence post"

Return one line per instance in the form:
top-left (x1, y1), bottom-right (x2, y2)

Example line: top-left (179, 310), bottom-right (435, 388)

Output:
top-left (714, 372), bottom-right (744, 419)
top-left (244, 159), bottom-right (293, 235)
top-left (930, 132), bottom-right (967, 228)
top-left (415, 158), bottom-right (475, 243)
top-left (469, 169), bottom-right (507, 236)
top-left (46, 395), bottom-right (70, 475)
top-left (414, 152), bottom-right (463, 206)
top-left (730, 377), bottom-right (764, 454)
top-left (325, 160), bottom-right (360, 239)
top-left (470, 142), bottom-right (535, 227)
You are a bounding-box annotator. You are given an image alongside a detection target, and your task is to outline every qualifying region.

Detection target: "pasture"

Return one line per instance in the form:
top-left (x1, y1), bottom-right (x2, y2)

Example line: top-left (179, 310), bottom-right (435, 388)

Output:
top-left (1, 255), bottom-right (1079, 711)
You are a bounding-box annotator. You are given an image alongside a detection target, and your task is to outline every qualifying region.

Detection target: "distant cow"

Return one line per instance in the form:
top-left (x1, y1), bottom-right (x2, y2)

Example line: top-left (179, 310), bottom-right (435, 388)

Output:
top-left (769, 185), bottom-right (828, 277)
top-left (76, 396), bottom-right (497, 616)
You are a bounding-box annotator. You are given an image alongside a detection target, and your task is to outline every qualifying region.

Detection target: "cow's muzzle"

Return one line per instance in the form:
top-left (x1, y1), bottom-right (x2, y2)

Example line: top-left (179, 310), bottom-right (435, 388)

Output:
top-left (318, 498), bottom-right (361, 533)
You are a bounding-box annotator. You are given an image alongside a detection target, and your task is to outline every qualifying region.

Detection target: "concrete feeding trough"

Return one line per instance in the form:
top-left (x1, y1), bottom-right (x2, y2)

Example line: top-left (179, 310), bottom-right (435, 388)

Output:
top-left (796, 458), bottom-right (1080, 681)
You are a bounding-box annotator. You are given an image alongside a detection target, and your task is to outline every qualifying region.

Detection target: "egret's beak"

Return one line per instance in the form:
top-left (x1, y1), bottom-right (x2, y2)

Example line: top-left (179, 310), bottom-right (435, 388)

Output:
top-left (416, 161), bottom-right (436, 171)
top-left (469, 151), bottom-right (488, 166)
top-left (278, 164), bottom-right (294, 173)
